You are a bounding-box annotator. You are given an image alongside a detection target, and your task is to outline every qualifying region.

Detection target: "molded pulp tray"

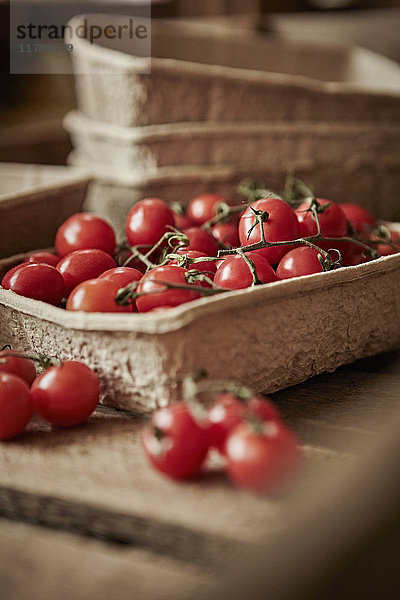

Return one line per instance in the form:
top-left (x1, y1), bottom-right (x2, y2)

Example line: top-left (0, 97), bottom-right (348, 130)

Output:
top-left (67, 16), bottom-right (400, 127)
top-left (0, 163), bottom-right (90, 258)
top-left (64, 110), bottom-right (400, 174)
top-left (1, 248), bottom-right (399, 413)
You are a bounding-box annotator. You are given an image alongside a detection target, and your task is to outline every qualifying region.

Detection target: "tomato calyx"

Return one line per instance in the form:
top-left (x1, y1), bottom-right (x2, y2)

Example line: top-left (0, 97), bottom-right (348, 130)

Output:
top-left (245, 204), bottom-right (270, 242)
top-left (0, 349), bottom-right (61, 370)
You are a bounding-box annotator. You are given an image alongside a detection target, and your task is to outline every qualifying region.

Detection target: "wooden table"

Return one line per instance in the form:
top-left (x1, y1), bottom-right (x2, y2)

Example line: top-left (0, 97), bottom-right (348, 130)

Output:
top-left (1, 350), bottom-right (400, 600)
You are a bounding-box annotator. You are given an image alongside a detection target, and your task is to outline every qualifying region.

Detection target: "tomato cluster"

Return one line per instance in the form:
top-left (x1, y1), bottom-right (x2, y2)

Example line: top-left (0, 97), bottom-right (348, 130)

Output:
top-left (0, 348), bottom-right (99, 440)
top-left (142, 388), bottom-right (302, 495)
top-left (1, 188), bottom-right (398, 313)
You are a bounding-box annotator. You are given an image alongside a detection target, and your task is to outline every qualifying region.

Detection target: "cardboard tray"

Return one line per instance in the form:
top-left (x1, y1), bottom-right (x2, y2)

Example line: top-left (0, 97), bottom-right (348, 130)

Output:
top-left (67, 16), bottom-right (400, 127)
top-left (1, 245), bottom-right (399, 413)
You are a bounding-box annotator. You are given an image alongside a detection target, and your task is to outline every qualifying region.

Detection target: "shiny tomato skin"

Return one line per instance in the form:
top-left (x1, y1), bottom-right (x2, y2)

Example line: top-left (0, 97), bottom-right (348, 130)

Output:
top-left (239, 198), bottom-right (300, 265)
top-left (182, 227), bottom-right (219, 257)
top-left (169, 250), bottom-right (217, 287)
top-left (208, 393), bottom-right (281, 454)
top-left (276, 246), bottom-right (325, 280)
top-left (0, 350), bottom-right (37, 386)
top-left (57, 249), bottom-right (116, 296)
top-left (24, 251), bottom-right (60, 268)
top-left (1, 263), bottom-right (66, 306)
top-left (142, 402), bottom-right (210, 479)
top-left (225, 421), bottom-right (302, 495)
top-left (56, 213), bottom-right (116, 258)
top-left (186, 194), bottom-right (231, 226)
top-left (126, 198), bottom-right (175, 248)
top-left (213, 253), bottom-right (277, 290)
top-left (173, 212), bottom-right (194, 231)
top-left (66, 278), bottom-right (133, 313)
top-left (98, 266), bottom-right (143, 287)
top-left (0, 373), bottom-right (34, 440)
top-left (136, 265), bottom-right (202, 313)
top-left (31, 361), bottom-right (100, 427)
top-left (339, 203), bottom-right (377, 233)
top-left (211, 223), bottom-right (240, 249)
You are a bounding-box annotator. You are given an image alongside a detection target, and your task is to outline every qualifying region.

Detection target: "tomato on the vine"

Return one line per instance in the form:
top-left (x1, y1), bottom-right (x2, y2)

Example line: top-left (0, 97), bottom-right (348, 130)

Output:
top-left (142, 402), bottom-right (210, 479)
top-left (276, 246), bottom-right (327, 280)
top-left (211, 223), bottom-right (240, 249)
top-left (186, 194), bottom-right (231, 226)
top-left (56, 213), bottom-right (116, 257)
top-left (339, 203), bottom-right (377, 234)
top-left (98, 266), bottom-right (143, 287)
top-left (24, 251), bottom-right (60, 268)
top-left (126, 198), bottom-right (175, 248)
top-left (136, 265), bottom-right (202, 312)
top-left (2, 263), bottom-right (66, 306)
top-left (57, 249), bottom-right (116, 295)
top-left (31, 361), bottom-right (100, 427)
top-left (182, 227), bottom-right (219, 256)
top-left (225, 420), bottom-right (302, 495)
top-left (0, 373), bottom-right (34, 440)
top-left (66, 278), bottom-right (133, 313)
top-left (169, 250), bottom-right (217, 287)
top-left (213, 253), bottom-right (277, 290)
top-left (238, 197), bottom-right (300, 264)
top-left (0, 349), bottom-right (36, 386)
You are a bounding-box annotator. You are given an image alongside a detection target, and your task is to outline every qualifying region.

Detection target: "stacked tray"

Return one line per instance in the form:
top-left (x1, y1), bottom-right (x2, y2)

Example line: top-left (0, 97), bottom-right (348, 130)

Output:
top-left (64, 15), bottom-right (400, 236)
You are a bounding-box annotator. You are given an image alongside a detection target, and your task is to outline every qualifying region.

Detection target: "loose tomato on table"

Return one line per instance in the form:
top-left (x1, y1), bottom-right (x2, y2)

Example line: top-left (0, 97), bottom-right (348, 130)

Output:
top-left (0, 349), bottom-right (36, 386)
top-left (136, 265), bottom-right (202, 313)
top-left (225, 420), bottom-right (302, 495)
top-left (1, 263), bottom-right (66, 306)
top-left (0, 373), bottom-right (34, 440)
top-left (213, 253), bottom-right (277, 290)
top-left (66, 278), bottom-right (133, 313)
top-left (31, 360), bottom-right (100, 427)
top-left (126, 198), bottom-right (175, 248)
top-left (238, 197), bottom-right (300, 265)
top-left (56, 213), bottom-right (116, 258)
top-left (142, 402), bottom-right (210, 479)
top-left (57, 249), bottom-right (117, 296)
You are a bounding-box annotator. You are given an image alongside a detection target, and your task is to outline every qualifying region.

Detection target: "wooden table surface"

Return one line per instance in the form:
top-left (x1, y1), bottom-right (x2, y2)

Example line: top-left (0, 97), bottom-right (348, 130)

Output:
top-left (1, 350), bottom-right (400, 599)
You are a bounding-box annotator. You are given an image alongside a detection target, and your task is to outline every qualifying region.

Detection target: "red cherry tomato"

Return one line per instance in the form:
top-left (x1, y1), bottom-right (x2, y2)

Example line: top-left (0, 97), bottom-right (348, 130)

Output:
top-left (213, 253), bottom-right (277, 290)
top-left (126, 198), bottom-right (175, 248)
top-left (98, 266), bottom-right (143, 287)
top-left (186, 194), bottom-right (231, 226)
top-left (142, 402), bottom-right (210, 479)
top-left (169, 250), bottom-right (217, 287)
top-left (225, 420), bottom-right (302, 495)
top-left (376, 230), bottom-right (400, 257)
top-left (57, 249), bottom-right (116, 296)
top-left (239, 198), bottom-right (300, 265)
top-left (342, 251), bottom-right (373, 266)
top-left (0, 373), bottom-right (34, 440)
top-left (276, 246), bottom-right (326, 280)
top-left (2, 263), bottom-right (65, 306)
top-left (211, 223), bottom-right (240, 249)
top-left (173, 212), bottom-right (194, 231)
top-left (208, 392), bottom-right (280, 454)
top-left (31, 361), bottom-right (100, 427)
top-left (0, 349), bottom-right (37, 386)
top-left (182, 227), bottom-right (219, 256)
top-left (24, 251), bottom-right (60, 268)
top-left (339, 203), bottom-right (377, 233)
top-left (66, 279), bottom-right (133, 313)
top-left (136, 265), bottom-right (202, 313)
top-left (56, 213), bottom-right (116, 258)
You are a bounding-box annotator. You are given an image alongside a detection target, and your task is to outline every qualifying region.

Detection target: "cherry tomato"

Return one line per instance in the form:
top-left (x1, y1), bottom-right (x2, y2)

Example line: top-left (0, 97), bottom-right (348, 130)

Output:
top-left (24, 251), bottom-right (60, 268)
top-left (339, 203), bottom-right (377, 233)
top-left (136, 265), bottom-right (202, 312)
top-left (182, 227), bottom-right (219, 256)
top-left (276, 246), bottom-right (326, 280)
top-left (186, 194), bottom-right (231, 226)
top-left (56, 213), bottom-right (116, 257)
top-left (0, 373), bottom-right (34, 440)
top-left (169, 250), bottom-right (217, 287)
top-left (142, 402), bottom-right (210, 479)
top-left (213, 253), bottom-right (277, 290)
top-left (57, 249), bottom-right (116, 296)
top-left (376, 230), bottom-right (400, 257)
top-left (0, 349), bottom-right (36, 386)
top-left (2, 263), bottom-right (66, 306)
top-left (66, 279), bottom-right (133, 313)
top-left (343, 251), bottom-right (373, 267)
top-left (173, 212), bottom-right (194, 231)
top-left (211, 223), bottom-right (240, 249)
top-left (225, 420), bottom-right (302, 495)
top-left (31, 361), bottom-right (100, 427)
top-left (98, 266), bottom-right (143, 287)
top-left (239, 198), bottom-right (300, 265)
top-left (208, 392), bottom-right (280, 454)
top-left (126, 198), bottom-right (175, 248)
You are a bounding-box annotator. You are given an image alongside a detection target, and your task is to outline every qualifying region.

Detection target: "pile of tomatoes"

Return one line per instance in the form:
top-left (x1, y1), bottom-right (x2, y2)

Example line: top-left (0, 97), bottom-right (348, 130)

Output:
top-left (0, 348), bottom-right (100, 440)
top-left (142, 386), bottom-right (302, 495)
top-left (1, 190), bottom-right (399, 313)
